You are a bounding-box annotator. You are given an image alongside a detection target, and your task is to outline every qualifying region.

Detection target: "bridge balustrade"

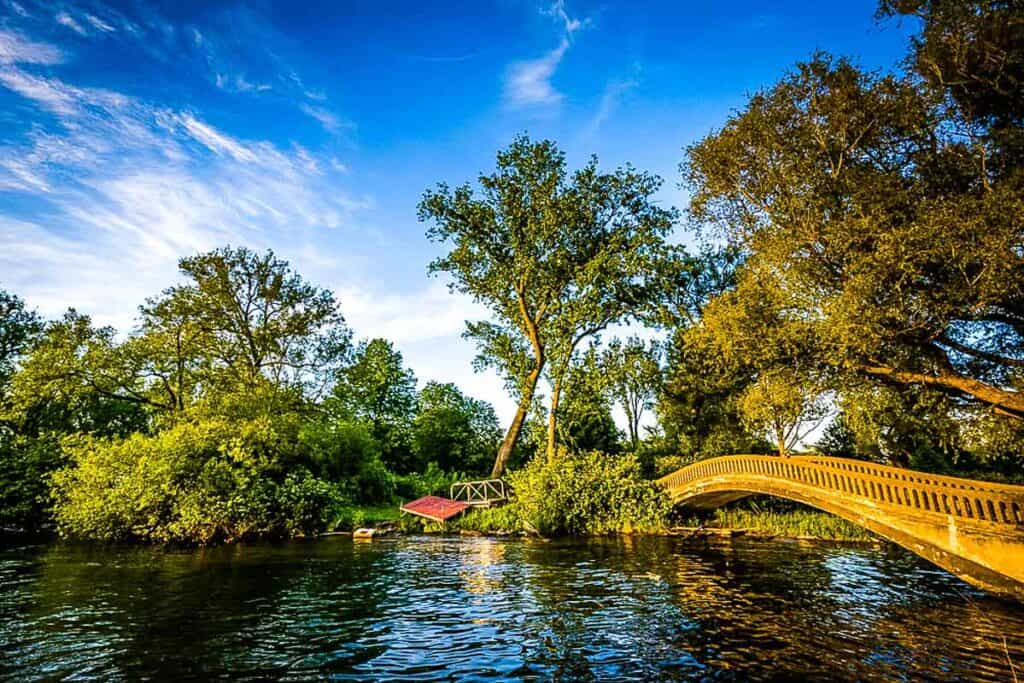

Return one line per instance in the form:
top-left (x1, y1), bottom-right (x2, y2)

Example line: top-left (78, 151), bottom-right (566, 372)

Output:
top-left (658, 455), bottom-right (1024, 527)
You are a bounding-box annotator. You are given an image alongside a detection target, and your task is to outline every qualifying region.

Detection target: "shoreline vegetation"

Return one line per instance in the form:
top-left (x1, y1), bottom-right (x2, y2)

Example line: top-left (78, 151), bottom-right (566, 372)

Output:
top-left (323, 500), bottom-right (879, 545)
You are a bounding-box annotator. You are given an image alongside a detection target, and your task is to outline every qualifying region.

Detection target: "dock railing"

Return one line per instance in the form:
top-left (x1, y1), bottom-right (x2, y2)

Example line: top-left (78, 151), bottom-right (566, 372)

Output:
top-left (450, 479), bottom-right (508, 507)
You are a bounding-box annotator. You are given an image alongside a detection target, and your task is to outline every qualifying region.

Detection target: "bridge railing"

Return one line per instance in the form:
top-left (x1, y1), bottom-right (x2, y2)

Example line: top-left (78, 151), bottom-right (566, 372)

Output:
top-left (450, 479), bottom-right (508, 506)
top-left (658, 455), bottom-right (1024, 527)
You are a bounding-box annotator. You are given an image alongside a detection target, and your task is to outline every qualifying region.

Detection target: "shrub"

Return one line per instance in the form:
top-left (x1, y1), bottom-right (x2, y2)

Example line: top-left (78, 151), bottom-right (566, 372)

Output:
top-left (393, 462), bottom-right (461, 501)
top-left (0, 433), bottom-right (65, 532)
top-left (51, 416), bottom-right (344, 543)
top-left (508, 449), bottom-right (671, 535)
top-left (458, 504), bottom-right (522, 533)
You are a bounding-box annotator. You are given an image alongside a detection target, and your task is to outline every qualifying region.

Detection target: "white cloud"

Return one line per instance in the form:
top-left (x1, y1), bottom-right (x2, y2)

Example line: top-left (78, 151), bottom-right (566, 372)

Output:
top-left (503, 1), bottom-right (588, 108)
top-left (505, 38), bottom-right (569, 107)
top-left (0, 68), bottom-right (79, 115)
top-left (581, 77), bottom-right (639, 137)
top-left (85, 14), bottom-right (116, 33)
top-left (300, 102), bottom-right (351, 133)
top-left (55, 12), bottom-right (86, 35)
top-left (7, 1), bottom-right (28, 18)
top-left (0, 30), bottom-right (63, 65)
top-left (0, 31), bottom-right (369, 336)
top-left (178, 113), bottom-right (259, 162)
top-left (545, 0), bottom-right (584, 35)
top-left (215, 72), bottom-right (272, 93)
top-left (339, 281), bottom-right (487, 346)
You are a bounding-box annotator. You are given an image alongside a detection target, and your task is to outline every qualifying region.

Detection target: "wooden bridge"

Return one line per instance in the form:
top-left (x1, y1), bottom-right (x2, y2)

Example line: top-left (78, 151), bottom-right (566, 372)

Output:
top-left (658, 455), bottom-right (1024, 600)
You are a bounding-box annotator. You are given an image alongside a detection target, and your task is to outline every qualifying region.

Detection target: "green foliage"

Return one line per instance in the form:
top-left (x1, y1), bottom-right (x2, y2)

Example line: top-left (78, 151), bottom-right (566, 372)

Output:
top-left (51, 416), bottom-right (344, 544)
top-left (331, 338), bottom-right (418, 473)
top-left (599, 337), bottom-right (662, 451)
top-left (458, 504), bottom-right (522, 534)
top-left (708, 507), bottom-right (876, 542)
top-left (331, 505), bottom-right (401, 531)
top-left (420, 134), bottom-right (680, 474)
top-left (736, 368), bottom-right (830, 456)
top-left (0, 290), bottom-right (41, 389)
top-left (297, 418), bottom-right (394, 504)
top-left (412, 381), bottom-right (501, 474)
top-left (658, 328), bottom-right (772, 460)
top-left (144, 246), bottom-right (351, 402)
top-left (683, 39), bottom-right (1024, 451)
top-left (0, 433), bottom-right (64, 531)
top-left (508, 448), bottom-right (671, 535)
top-left (393, 462), bottom-right (461, 501)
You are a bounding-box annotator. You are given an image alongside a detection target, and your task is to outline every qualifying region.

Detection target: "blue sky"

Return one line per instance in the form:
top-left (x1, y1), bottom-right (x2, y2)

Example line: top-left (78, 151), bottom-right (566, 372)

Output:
top-left (0, 0), bottom-right (914, 422)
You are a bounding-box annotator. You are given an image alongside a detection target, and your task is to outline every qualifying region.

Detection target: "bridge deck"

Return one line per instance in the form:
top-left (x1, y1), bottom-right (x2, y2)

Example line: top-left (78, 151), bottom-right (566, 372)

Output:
top-left (658, 455), bottom-right (1024, 599)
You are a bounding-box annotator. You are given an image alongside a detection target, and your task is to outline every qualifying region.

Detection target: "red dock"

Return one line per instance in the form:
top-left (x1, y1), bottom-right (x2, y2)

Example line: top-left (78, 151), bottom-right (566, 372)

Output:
top-left (400, 495), bottom-right (470, 523)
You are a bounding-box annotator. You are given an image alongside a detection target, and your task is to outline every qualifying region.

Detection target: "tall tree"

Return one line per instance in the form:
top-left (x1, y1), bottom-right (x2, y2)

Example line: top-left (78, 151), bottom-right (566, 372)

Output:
top-left (420, 136), bottom-right (678, 476)
top-left (412, 381), bottom-right (501, 474)
top-left (683, 45), bottom-right (1024, 426)
top-left (145, 246), bottom-right (351, 402)
top-left (600, 337), bottom-right (663, 451)
top-left (332, 338), bottom-right (418, 472)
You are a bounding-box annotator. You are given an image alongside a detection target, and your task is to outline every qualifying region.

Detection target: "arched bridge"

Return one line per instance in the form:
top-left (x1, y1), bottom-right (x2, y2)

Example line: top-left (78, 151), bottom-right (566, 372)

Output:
top-left (658, 455), bottom-right (1024, 600)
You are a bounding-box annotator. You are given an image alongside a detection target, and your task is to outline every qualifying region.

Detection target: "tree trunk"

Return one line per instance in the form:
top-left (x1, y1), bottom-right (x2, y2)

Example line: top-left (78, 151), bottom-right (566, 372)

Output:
top-left (490, 364), bottom-right (542, 479)
top-left (861, 364), bottom-right (1024, 419)
top-left (546, 378), bottom-right (563, 462)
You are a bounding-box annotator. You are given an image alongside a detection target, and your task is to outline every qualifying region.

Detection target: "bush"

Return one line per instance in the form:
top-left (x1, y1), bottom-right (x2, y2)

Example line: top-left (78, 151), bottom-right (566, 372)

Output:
top-left (51, 416), bottom-right (344, 543)
top-left (458, 504), bottom-right (522, 534)
top-left (393, 462), bottom-right (461, 501)
top-left (508, 449), bottom-right (671, 535)
top-left (0, 433), bottom-right (65, 532)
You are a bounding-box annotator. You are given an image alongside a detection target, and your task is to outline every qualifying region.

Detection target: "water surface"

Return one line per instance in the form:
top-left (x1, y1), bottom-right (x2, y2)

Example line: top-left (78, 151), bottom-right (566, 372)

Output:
top-left (2, 535), bottom-right (1022, 681)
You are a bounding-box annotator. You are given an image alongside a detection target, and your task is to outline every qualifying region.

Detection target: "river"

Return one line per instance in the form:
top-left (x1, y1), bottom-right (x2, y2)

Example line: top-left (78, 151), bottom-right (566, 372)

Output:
top-left (2, 535), bottom-right (1022, 681)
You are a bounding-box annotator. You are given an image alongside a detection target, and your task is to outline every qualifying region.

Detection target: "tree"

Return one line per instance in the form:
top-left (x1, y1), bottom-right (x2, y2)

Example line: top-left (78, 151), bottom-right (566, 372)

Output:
top-left (412, 382), bottom-right (501, 474)
top-left (600, 337), bottom-right (662, 451)
top-left (332, 338), bottom-right (418, 472)
top-left (420, 135), bottom-right (678, 476)
top-left (555, 354), bottom-right (622, 453)
top-left (736, 368), bottom-right (831, 456)
top-left (7, 311), bottom-right (164, 423)
top-left (659, 330), bottom-right (772, 460)
top-left (683, 45), bottom-right (1024, 427)
top-left (144, 246), bottom-right (351, 403)
top-left (0, 290), bottom-right (40, 391)
top-left (9, 248), bottom-right (352, 421)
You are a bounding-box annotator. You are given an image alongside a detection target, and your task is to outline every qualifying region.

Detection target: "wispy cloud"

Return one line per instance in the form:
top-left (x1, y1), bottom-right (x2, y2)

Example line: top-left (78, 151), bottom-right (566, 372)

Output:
top-left (503, 1), bottom-right (587, 108)
top-left (505, 38), bottom-right (570, 107)
top-left (300, 102), bottom-right (352, 133)
top-left (581, 76), bottom-right (639, 137)
top-left (0, 29), bottom-right (63, 65)
top-left (7, 1), bottom-right (28, 18)
top-left (0, 30), bottom-right (368, 330)
top-left (84, 14), bottom-right (116, 33)
top-left (55, 11), bottom-right (86, 35)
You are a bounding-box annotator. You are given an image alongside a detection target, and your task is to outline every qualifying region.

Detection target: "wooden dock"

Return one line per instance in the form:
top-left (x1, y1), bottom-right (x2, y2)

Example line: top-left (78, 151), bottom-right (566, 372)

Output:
top-left (400, 495), bottom-right (470, 523)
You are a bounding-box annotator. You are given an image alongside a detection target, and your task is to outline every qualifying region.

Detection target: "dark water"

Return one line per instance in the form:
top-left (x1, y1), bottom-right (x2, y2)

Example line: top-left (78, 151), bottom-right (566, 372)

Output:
top-left (2, 535), bottom-right (1022, 681)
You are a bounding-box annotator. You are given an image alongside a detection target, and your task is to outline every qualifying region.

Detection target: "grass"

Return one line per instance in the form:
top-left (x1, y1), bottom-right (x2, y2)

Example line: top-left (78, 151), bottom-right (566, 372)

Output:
top-left (330, 504), bottom-right (402, 531)
top-left (329, 499), bottom-right (875, 543)
top-left (698, 507), bottom-right (877, 542)
top-left (457, 504), bottom-right (522, 534)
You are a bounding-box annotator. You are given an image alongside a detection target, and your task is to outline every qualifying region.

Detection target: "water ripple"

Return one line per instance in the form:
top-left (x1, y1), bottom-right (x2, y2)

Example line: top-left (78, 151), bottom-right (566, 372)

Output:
top-left (1, 535), bottom-right (1022, 681)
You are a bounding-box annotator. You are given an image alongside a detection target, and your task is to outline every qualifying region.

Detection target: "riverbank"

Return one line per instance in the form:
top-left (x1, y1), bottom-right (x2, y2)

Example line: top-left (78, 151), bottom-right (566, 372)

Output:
top-left (334, 504), bottom-right (880, 544)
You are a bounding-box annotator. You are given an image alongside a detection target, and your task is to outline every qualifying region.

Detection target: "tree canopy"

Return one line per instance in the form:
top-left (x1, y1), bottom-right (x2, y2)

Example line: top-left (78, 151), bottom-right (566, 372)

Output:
top-left (420, 135), bottom-right (679, 475)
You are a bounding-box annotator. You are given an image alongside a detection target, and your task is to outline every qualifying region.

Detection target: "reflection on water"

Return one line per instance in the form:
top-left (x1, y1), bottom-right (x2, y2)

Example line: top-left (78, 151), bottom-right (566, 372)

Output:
top-left (1, 535), bottom-right (1022, 681)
